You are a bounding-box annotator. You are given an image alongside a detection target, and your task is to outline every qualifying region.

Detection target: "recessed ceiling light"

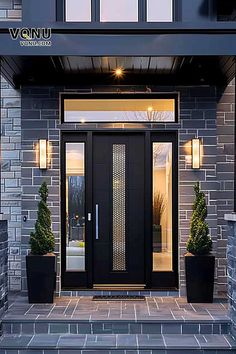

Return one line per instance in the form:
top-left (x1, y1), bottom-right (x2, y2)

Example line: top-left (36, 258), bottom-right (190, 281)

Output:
top-left (113, 67), bottom-right (124, 78)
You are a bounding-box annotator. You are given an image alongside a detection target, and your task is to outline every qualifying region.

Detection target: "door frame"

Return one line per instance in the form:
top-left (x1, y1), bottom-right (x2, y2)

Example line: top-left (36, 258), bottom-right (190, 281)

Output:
top-left (61, 130), bottom-right (178, 289)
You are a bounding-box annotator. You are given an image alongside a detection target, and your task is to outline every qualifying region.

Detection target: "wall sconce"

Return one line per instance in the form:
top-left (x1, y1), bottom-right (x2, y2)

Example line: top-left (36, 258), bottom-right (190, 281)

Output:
top-left (192, 138), bottom-right (200, 169)
top-left (39, 139), bottom-right (47, 169)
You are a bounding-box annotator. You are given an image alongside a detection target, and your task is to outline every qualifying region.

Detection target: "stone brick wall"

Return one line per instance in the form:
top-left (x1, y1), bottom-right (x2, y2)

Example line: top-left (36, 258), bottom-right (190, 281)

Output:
top-left (1, 76), bottom-right (21, 291)
top-left (225, 215), bottom-right (236, 338)
top-left (0, 0), bottom-right (21, 20)
top-left (20, 83), bottom-right (234, 295)
top-left (21, 86), bottom-right (60, 292)
top-left (0, 220), bottom-right (8, 317)
top-left (216, 80), bottom-right (235, 293)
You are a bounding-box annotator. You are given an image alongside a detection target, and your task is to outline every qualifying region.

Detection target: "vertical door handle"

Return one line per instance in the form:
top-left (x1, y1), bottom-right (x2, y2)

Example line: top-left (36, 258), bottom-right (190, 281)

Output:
top-left (95, 204), bottom-right (99, 240)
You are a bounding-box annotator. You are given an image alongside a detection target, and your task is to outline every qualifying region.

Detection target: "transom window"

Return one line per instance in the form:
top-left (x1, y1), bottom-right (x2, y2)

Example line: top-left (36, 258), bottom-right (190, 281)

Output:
top-left (65, 0), bottom-right (173, 22)
top-left (61, 94), bottom-right (177, 123)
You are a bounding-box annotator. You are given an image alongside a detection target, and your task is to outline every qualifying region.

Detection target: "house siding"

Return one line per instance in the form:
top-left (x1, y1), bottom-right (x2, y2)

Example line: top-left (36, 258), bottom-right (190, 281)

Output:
top-left (16, 83), bottom-right (234, 294)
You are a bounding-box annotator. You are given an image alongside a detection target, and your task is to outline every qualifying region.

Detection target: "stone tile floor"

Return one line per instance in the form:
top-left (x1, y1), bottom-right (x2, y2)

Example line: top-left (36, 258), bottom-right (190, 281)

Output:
top-left (4, 295), bottom-right (229, 322)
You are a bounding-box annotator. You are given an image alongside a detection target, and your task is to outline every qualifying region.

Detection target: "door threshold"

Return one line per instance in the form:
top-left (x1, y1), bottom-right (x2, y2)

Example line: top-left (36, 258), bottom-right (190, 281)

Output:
top-left (93, 284), bottom-right (146, 290)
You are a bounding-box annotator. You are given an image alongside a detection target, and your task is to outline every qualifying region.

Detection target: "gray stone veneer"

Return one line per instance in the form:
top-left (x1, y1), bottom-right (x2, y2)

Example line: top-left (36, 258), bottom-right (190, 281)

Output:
top-left (19, 82), bottom-right (235, 294)
top-left (225, 213), bottom-right (236, 338)
top-left (0, 220), bottom-right (8, 318)
top-left (0, 0), bottom-right (21, 20)
top-left (216, 80), bottom-right (235, 293)
top-left (1, 76), bottom-right (21, 291)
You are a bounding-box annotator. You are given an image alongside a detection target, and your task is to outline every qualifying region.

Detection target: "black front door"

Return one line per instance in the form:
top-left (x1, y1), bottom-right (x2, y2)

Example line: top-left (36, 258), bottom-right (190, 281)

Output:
top-left (92, 134), bottom-right (145, 285)
top-left (61, 131), bottom-right (178, 290)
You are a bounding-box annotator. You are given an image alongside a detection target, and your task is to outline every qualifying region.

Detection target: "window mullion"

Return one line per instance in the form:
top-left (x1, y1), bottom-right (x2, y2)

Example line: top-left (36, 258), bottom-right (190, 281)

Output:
top-left (92, 0), bottom-right (100, 22)
top-left (139, 0), bottom-right (147, 22)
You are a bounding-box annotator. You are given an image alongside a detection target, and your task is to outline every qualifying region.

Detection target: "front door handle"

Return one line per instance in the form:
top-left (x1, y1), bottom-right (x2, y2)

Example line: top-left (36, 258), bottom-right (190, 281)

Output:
top-left (95, 204), bottom-right (99, 240)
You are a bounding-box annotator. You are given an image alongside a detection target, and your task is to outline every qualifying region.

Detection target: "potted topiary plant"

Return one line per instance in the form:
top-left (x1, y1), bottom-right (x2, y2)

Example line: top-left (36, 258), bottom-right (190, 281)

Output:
top-left (185, 182), bottom-right (215, 303)
top-left (153, 191), bottom-right (166, 252)
top-left (26, 182), bottom-right (56, 303)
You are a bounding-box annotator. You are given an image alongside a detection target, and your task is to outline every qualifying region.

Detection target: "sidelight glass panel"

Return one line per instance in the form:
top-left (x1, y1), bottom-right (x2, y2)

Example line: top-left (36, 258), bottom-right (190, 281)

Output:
top-left (65, 0), bottom-right (91, 22)
top-left (66, 143), bottom-right (85, 271)
top-left (100, 0), bottom-right (138, 22)
top-left (152, 143), bottom-right (172, 271)
top-left (112, 144), bottom-right (126, 271)
top-left (147, 0), bottom-right (173, 22)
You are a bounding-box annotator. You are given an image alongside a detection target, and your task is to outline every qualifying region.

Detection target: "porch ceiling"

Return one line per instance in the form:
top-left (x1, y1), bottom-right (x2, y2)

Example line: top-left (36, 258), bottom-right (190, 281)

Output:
top-left (1, 55), bottom-right (235, 88)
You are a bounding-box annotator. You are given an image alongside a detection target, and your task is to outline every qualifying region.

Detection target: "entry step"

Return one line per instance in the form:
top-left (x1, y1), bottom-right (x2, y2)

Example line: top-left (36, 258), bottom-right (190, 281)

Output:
top-left (0, 333), bottom-right (235, 351)
top-left (2, 318), bottom-right (230, 335)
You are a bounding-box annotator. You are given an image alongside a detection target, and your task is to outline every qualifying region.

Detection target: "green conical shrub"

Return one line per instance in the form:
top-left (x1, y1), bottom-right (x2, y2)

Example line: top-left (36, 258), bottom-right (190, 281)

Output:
top-left (29, 182), bottom-right (55, 255)
top-left (186, 182), bottom-right (212, 255)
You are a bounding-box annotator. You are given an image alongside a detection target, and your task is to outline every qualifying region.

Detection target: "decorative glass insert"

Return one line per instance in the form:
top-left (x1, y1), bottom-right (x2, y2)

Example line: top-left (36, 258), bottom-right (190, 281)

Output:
top-left (64, 98), bottom-right (175, 122)
top-left (112, 144), bottom-right (126, 271)
top-left (147, 0), bottom-right (173, 22)
top-left (65, 0), bottom-right (91, 22)
top-left (100, 0), bottom-right (138, 22)
top-left (66, 143), bottom-right (86, 271)
top-left (152, 142), bottom-right (173, 272)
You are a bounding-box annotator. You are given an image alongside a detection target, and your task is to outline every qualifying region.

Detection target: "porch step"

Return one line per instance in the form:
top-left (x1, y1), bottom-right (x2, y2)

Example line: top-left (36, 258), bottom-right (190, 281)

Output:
top-left (0, 333), bottom-right (235, 352)
top-left (1, 318), bottom-right (230, 335)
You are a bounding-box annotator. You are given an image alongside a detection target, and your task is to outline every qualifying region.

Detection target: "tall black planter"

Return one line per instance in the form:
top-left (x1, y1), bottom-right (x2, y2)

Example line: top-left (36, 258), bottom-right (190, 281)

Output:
top-left (26, 254), bottom-right (56, 303)
top-left (185, 254), bottom-right (215, 303)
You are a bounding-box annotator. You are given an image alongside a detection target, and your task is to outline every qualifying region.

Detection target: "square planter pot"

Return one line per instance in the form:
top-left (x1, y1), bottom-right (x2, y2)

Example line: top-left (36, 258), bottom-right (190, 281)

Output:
top-left (26, 254), bottom-right (56, 303)
top-left (185, 254), bottom-right (215, 303)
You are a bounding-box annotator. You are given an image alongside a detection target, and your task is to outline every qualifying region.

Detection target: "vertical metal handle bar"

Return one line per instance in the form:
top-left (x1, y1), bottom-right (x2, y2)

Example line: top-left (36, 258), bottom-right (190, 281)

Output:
top-left (95, 204), bottom-right (99, 240)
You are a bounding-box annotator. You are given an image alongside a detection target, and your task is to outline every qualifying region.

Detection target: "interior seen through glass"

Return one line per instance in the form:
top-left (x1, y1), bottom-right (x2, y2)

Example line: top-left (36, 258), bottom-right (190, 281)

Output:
top-left (65, 0), bottom-right (173, 22)
top-left (100, 0), bottom-right (138, 22)
top-left (66, 143), bottom-right (85, 271)
top-left (147, 0), bottom-right (173, 22)
top-left (65, 0), bottom-right (91, 22)
top-left (64, 98), bottom-right (175, 122)
top-left (153, 142), bottom-right (173, 272)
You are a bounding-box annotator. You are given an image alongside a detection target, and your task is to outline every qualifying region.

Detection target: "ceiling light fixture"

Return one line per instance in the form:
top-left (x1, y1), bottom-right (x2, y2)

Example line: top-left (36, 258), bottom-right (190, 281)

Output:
top-left (113, 67), bottom-right (124, 78)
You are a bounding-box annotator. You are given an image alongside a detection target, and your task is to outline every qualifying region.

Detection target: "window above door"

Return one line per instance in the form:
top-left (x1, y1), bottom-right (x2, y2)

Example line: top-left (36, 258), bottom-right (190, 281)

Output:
top-left (65, 0), bottom-right (173, 22)
top-left (61, 93), bottom-right (178, 124)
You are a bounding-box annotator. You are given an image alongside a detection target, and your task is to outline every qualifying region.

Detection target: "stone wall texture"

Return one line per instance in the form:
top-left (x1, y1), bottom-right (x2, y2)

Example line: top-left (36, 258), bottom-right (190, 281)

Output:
top-left (18, 82), bottom-right (235, 294)
top-left (226, 218), bottom-right (236, 338)
top-left (216, 80), bottom-right (235, 293)
top-left (0, 0), bottom-right (21, 20)
top-left (0, 220), bottom-right (8, 317)
top-left (1, 76), bottom-right (21, 291)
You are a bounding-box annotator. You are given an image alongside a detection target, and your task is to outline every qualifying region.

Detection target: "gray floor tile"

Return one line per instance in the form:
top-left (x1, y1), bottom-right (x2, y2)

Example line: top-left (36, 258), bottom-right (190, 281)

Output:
top-left (58, 335), bottom-right (86, 348)
top-left (163, 334), bottom-right (199, 348)
top-left (137, 334), bottom-right (164, 348)
top-left (117, 334), bottom-right (137, 348)
top-left (29, 334), bottom-right (60, 347)
top-left (0, 335), bottom-right (32, 348)
top-left (195, 334), bottom-right (231, 349)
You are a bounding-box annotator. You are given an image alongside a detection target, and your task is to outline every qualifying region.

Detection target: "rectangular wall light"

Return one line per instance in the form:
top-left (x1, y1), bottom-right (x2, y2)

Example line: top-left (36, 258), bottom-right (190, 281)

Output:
top-left (39, 139), bottom-right (47, 169)
top-left (192, 138), bottom-right (200, 169)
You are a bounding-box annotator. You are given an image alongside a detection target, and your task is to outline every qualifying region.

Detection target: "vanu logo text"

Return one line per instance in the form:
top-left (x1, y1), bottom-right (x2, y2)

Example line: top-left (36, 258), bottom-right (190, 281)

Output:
top-left (9, 28), bottom-right (52, 46)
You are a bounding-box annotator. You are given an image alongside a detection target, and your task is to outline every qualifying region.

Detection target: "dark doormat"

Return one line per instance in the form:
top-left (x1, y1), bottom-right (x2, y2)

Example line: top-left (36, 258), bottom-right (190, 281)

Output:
top-left (92, 295), bottom-right (145, 301)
